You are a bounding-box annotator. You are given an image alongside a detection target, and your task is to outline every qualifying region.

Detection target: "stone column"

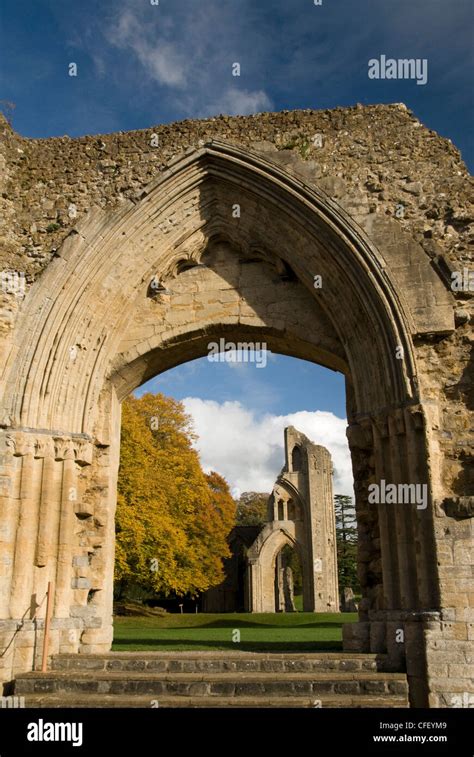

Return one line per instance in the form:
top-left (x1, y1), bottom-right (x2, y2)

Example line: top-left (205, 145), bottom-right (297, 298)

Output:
top-left (0, 427), bottom-right (99, 684)
top-left (54, 438), bottom-right (77, 617)
top-left (247, 559), bottom-right (262, 612)
top-left (8, 434), bottom-right (37, 620)
top-left (307, 446), bottom-right (339, 612)
top-left (344, 404), bottom-right (449, 706)
top-left (35, 438), bottom-right (57, 569)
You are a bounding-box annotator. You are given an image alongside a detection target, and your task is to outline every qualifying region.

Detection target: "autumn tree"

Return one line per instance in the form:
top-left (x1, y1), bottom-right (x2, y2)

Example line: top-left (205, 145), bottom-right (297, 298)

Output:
top-left (115, 393), bottom-right (236, 598)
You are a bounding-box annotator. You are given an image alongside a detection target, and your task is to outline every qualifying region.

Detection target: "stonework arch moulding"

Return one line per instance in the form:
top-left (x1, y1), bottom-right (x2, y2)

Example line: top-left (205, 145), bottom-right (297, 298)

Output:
top-left (0, 138), bottom-right (465, 709)
top-left (0, 140), bottom-right (454, 436)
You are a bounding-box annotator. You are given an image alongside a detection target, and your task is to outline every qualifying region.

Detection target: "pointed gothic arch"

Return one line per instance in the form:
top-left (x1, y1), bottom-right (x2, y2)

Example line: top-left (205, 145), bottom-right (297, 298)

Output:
top-left (0, 138), bottom-right (461, 707)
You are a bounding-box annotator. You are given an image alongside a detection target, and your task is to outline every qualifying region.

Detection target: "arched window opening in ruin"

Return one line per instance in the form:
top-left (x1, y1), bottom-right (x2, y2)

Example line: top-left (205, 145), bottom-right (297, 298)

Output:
top-left (277, 499), bottom-right (285, 520)
top-left (287, 499), bottom-right (295, 520)
top-left (274, 543), bottom-right (303, 612)
top-left (292, 445), bottom-right (303, 471)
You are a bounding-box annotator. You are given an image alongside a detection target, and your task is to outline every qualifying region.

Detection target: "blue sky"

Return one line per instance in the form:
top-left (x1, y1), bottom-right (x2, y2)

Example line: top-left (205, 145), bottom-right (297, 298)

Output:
top-left (1, 0), bottom-right (472, 493)
top-left (138, 356), bottom-right (346, 418)
top-left (136, 357), bottom-right (353, 497)
top-left (1, 0), bottom-right (472, 168)
top-left (135, 358), bottom-right (353, 496)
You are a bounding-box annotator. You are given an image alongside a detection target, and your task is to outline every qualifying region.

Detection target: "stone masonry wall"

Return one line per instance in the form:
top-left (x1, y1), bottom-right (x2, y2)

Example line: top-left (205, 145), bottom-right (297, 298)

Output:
top-left (1, 101), bottom-right (470, 531)
top-left (0, 104), bottom-right (472, 705)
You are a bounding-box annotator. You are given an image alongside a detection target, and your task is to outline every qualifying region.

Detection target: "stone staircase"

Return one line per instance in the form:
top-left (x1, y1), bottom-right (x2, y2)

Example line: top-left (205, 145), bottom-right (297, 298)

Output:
top-left (14, 652), bottom-right (409, 708)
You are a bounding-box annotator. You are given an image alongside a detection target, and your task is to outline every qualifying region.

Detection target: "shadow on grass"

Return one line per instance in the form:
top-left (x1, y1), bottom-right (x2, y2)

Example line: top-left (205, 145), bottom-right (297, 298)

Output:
top-left (112, 638), bottom-right (343, 652)
top-left (184, 620), bottom-right (344, 629)
top-left (114, 619), bottom-right (349, 630)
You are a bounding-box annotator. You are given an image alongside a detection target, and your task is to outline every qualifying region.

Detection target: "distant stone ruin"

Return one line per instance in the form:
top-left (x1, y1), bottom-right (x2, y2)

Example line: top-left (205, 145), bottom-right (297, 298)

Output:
top-left (203, 426), bottom-right (340, 614)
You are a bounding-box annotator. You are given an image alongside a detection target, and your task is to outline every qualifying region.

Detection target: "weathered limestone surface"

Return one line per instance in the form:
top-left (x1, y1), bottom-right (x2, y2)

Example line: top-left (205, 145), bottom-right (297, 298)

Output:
top-left (248, 427), bottom-right (339, 613)
top-left (0, 105), bottom-right (472, 708)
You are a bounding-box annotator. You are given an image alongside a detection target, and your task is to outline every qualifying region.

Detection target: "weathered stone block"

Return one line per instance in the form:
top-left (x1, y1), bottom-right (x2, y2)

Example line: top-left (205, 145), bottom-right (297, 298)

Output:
top-left (71, 578), bottom-right (91, 590)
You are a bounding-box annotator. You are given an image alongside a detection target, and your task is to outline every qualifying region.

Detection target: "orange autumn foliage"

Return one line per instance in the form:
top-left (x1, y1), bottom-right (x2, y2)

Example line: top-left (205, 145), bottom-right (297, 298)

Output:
top-left (115, 393), bottom-right (236, 596)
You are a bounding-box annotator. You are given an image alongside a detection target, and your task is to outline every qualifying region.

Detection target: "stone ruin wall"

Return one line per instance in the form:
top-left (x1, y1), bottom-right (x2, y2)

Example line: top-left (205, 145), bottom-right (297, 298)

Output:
top-left (0, 104), bottom-right (472, 705)
top-left (0, 103), bottom-right (471, 503)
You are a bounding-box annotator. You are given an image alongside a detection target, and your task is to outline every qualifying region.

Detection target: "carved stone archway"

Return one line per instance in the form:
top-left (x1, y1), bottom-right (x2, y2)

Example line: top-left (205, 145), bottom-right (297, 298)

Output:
top-left (247, 525), bottom-right (300, 613)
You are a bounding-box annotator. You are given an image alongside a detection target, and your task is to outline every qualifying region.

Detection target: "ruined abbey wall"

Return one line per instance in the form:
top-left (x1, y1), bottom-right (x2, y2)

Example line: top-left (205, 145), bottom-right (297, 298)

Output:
top-left (0, 104), bottom-right (472, 707)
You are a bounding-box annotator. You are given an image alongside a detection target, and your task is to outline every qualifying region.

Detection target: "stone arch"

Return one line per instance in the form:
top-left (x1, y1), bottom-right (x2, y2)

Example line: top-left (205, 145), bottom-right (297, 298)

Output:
top-left (0, 138), bottom-right (461, 706)
top-left (247, 524), bottom-right (302, 613)
top-left (1, 139), bottom-right (454, 434)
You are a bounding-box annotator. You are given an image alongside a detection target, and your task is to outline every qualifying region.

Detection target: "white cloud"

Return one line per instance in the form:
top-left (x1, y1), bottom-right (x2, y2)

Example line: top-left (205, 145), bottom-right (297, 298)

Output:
top-left (108, 9), bottom-right (186, 87)
top-left (204, 88), bottom-right (273, 117)
top-left (104, 5), bottom-right (272, 117)
top-left (182, 398), bottom-right (354, 499)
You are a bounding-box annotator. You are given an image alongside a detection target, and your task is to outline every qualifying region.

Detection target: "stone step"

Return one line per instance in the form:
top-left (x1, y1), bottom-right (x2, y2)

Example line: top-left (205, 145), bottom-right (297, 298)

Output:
top-left (20, 693), bottom-right (409, 709)
top-left (15, 670), bottom-right (408, 698)
top-left (50, 651), bottom-right (391, 674)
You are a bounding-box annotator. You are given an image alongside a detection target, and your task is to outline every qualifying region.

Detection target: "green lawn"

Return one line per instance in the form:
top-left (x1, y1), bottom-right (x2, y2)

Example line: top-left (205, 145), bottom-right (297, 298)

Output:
top-left (112, 612), bottom-right (357, 652)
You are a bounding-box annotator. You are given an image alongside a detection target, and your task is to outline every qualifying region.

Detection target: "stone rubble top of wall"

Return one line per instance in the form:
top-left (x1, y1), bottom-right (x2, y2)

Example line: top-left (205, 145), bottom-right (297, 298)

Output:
top-left (0, 103), bottom-right (472, 283)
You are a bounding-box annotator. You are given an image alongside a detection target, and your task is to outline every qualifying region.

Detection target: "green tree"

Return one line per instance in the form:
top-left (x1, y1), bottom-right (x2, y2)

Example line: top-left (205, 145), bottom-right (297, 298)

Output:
top-left (115, 393), bottom-right (236, 598)
top-left (334, 494), bottom-right (359, 595)
top-left (236, 491), bottom-right (269, 527)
